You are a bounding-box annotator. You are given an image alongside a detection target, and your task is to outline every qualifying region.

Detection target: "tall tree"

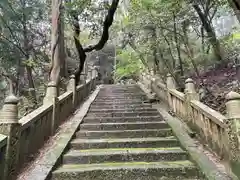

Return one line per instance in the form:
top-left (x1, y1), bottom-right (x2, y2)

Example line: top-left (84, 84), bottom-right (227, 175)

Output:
top-left (192, 1), bottom-right (223, 62)
top-left (49, 0), bottom-right (67, 93)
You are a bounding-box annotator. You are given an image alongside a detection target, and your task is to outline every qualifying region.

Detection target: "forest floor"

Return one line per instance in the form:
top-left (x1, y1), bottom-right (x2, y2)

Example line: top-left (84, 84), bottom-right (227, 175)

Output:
top-left (191, 65), bottom-right (239, 115)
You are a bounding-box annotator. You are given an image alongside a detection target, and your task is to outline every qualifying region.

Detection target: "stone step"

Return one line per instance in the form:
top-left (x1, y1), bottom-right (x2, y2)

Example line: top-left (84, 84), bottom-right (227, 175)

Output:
top-left (95, 95), bottom-right (146, 98)
top-left (94, 99), bottom-right (148, 102)
top-left (99, 88), bottom-right (140, 90)
top-left (96, 97), bottom-right (146, 100)
top-left (63, 147), bottom-right (189, 164)
top-left (92, 100), bottom-right (145, 104)
top-left (90, 104), bottom-right (152, 109)
top-left (76, 128), bottom-right (173, 139)
top-left (52, 161), bottom-right (202, 180)
top-left (98, 91), bottom-right (141, 94)
top-left (86, 111), bottom-right (160, 118)
top-left (88, 108), bottom-right (158, 113)
top-left (98, 92), bottom-right (143, 94)
top-left (100, 86), bottom-right (139, 88)
top-left (96, 94), bottom-right (146, 97)
top-left (96, 94), bottom-right (147, 97)
top-left (92, 100), bottom-right (146, 104)
top-left (70, 137), bottom-right (179, 149)
top-left (80, 122), bottom-right (169, 131)
top-left (82, 116), bottom-right (162, 123)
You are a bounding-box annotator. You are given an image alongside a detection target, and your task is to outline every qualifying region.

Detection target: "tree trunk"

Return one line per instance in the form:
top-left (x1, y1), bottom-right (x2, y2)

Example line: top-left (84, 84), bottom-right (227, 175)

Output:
top-left (22, 0), bottom-right (37, 106)
top-left (228, 0), bottom-right (240, 23)
top-left (59, 6), bottom-right (68, 78)
top-left (151, 27), bottom-right (160, 74)
top-left (173, 13), bottom-right (184, 91)
top-left (173, 13), bottom-right (184, 77)
top-left (49, 0), bottom-right (63, 85)
top-left (192, 3), bottom-right (223, 62)
top-left (182, 20), bottom-right (201, 79)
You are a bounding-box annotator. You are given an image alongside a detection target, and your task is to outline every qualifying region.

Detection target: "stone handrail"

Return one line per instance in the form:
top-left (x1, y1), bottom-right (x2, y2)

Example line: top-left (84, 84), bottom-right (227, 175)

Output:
top-left (168, 89), bottom-right (186, 119)
top-left (190, 100), bottom-right (228, 157)
top-left (139, 72), bottom-right (240, 178)
top-left (18, 103), bottom-right (53, 168)
top-left (151, 78), bottom-right (168, 103)
top-left (0, 67), bottom-right (98, 180)
top-left (0, 134), bottom-right (7, 180)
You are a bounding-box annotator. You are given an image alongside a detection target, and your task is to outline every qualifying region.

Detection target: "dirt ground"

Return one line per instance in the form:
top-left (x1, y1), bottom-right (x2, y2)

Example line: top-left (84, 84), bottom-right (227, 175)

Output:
top-left (191, 66), bottom-right (240, 115)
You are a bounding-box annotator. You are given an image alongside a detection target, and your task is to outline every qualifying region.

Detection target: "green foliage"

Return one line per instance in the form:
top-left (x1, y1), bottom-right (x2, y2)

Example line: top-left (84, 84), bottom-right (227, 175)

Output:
top-left (113, 0), bottom-right (240, 80)
top-left (115, 49), bottom-right (144, 81)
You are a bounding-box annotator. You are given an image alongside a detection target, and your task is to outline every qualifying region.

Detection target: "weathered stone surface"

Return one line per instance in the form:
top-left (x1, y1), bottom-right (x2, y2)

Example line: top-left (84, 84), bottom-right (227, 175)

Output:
top-left (80, 121), bottom-right (168, 131)
top-left (51, 85), bottom-right (205, 180)
top-left (63, 147), bottom-right (189, 164)
top-left (90, 104), bottom-right (152, 109)
top-left (86, 111), bottom-right (160, 118)
top-left (82, 116), bottom-right (162, 123)
top-left (0, 134), bottom-right (7, 180)
top-left (52, 161), bottom-right (201, 180)
top-left (154, 104), bottom-right (238, 180)
top-left (70, 137), bottom-right (179, 149)
top-left (88, 108), bottom-right (158, 113)
top-left (0, 94), bottom-right (20, 180)
top-left (16, 84), bottom-right (101, 180)
top-left (76, 129), bottom-right (173, 139)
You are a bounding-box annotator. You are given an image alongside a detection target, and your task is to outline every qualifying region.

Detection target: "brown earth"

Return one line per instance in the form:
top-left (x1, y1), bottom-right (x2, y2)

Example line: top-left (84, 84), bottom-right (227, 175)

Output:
top-left (191, 66), bottom-right (240, 115)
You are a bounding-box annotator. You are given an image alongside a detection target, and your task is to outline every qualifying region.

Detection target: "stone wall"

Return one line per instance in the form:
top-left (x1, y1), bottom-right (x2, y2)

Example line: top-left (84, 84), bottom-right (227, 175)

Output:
top-left (139, 72), bottom-right (240, 178)
top-left (0, 71), bottom-right (98, 180)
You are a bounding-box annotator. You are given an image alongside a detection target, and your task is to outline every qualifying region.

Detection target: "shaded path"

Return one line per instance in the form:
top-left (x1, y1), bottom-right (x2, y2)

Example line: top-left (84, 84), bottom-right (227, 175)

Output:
top-left (52, 85), bottom-right (203, 180)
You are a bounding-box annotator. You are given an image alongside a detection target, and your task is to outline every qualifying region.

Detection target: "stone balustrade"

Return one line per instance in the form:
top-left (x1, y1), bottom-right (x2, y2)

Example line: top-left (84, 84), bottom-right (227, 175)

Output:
top-left (139, 72), bottom-right (240, 178)
top-left (0, 71), bottom-right (98, 180)
top-left (0, 134), bottom-right (7, 180)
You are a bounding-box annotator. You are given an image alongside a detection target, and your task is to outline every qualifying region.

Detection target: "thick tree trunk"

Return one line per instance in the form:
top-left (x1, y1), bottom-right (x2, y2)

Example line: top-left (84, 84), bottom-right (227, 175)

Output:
top-left (49, 0), bottom-right (65, 90)
top-left (59, 8), bottom-right (68, 78)
top-left (192, 3), bottom-right (223, 62)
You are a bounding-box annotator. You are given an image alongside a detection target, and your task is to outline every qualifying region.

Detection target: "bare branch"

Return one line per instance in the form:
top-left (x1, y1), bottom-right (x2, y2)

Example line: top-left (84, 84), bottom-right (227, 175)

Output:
top-left (72, 0), bottom-right (120, 85)
top-left (83, 0), bottom-right (120, 52)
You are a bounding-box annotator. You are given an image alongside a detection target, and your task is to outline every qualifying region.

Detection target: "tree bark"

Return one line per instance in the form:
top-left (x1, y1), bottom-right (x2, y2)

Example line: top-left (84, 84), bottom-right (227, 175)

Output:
top-left (150, 27), bottom-right (160, 74)
top-left (22, 0), bottom-right (37, 106)
top-left (192, 3), bottom-right (223, 62)
top-left (59, 4), bottom-right (68, 78)
top-left (173, 13), bottom-right (184, 77)
top-left (49, 0), bottom-right (65, 90)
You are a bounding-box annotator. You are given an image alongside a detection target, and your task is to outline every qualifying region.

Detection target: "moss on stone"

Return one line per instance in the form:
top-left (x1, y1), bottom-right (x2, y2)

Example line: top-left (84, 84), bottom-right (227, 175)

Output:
top-left (77, 147), bottom-right (183, 152)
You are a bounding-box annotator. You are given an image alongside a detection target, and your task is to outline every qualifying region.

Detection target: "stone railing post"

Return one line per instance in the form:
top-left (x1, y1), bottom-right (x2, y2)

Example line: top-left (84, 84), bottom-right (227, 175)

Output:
top-left (80, 73), bottom-right (86, 84)
top-left (166, 73), bottom-right (176, 89)
top-left (92, 67), bottom-right (97, 79)
top-left (92, 67), bottom-right (97, 87)
top-left (43, 82), bottom-right (59, 134)
top-left (67, 75), bottom-right (76, 109)
top-left (88, 68), bottom-right (92, 80)
top-left (166, 73), bottom-right (176, 108)
top-left (184, 78), bottom-right (199, 122)
top-left (0, 94), bottom-right (20, 180)
top-left (225, 91), bottom-right (240, 178)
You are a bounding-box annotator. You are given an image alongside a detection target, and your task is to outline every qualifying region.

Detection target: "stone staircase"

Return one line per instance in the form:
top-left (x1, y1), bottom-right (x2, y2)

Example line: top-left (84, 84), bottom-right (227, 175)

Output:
top-left (52, 85), bottom-right (204, 180)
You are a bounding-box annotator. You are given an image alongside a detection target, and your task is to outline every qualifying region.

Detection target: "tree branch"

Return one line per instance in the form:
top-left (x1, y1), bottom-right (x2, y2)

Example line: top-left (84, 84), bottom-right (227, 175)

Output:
top-left (72, 0), bottom-right (120, 85)
top-left (83, 0), bottom-right (119, 52)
